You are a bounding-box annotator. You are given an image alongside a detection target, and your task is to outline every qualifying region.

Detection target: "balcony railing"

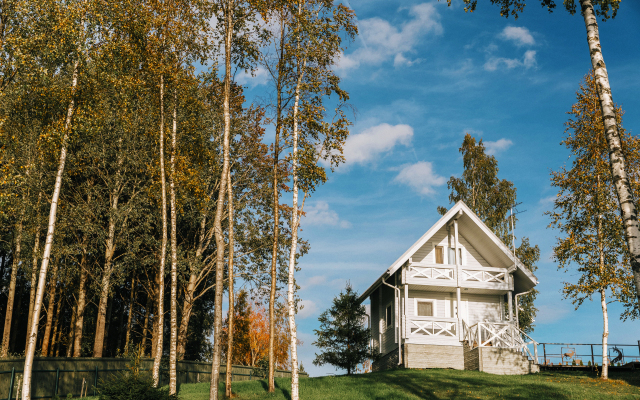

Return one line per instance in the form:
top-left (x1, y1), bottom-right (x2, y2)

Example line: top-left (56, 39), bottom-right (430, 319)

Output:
top-left (406, 316), bottom-right (457, 338)
top-left (463, 321), bottom-right (538, 362)
top-left (405, 263), bottom-right (510, 289)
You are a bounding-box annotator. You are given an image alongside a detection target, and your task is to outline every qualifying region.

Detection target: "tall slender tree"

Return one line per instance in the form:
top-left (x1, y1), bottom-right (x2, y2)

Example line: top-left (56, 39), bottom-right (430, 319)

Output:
top-left (548, 72), bottom-right (640, 380)
top-left (438, 134), bottom-right (539, 332)
top-left (447, 0), bottom-right (640, 308)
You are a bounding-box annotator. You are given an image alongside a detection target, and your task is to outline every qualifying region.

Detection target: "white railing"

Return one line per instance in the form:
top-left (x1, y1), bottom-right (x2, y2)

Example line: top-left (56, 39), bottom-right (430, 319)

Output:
top-left (463, 321), bottom-right (538, 363)
top-left (408, 265), bottom-right (455, 281)
top-left (406, 317), bottom-right (457, 338)
top-left (460, 269), bottom-right (506, 284)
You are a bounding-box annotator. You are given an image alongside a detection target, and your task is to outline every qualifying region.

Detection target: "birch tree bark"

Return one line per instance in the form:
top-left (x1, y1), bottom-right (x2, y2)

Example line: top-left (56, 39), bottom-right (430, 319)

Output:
top-left (287, 61), bottom-right (304, 400)
top-left (153, 73), bottom-right (168, 387)
top-left (1, 216), bottom-right (22, 357)
top-left (22, 58), bottom-right (80, 400)
top-left (210, 2), bottom-right (233, 398)
top-left (169, 90), bottom-right (179, 395)
top-left (225, 170), bottom-right (235, 398)
top-left (579, 0), bottom-right (640, 303)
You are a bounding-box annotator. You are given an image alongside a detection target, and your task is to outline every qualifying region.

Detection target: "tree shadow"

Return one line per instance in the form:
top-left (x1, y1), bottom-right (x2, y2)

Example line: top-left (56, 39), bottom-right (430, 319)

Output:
top-left (274, 379), bottom-right (291, 400)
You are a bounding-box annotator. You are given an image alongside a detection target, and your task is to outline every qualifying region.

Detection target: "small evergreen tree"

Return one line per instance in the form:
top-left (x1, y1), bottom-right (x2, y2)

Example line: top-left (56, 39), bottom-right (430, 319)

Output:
top-left (313, 283), bottom-right (372, 375)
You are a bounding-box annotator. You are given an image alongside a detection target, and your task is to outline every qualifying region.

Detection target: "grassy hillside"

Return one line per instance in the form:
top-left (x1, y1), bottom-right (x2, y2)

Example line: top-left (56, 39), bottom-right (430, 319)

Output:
top-left (179, 369), bottom-right (640, 400)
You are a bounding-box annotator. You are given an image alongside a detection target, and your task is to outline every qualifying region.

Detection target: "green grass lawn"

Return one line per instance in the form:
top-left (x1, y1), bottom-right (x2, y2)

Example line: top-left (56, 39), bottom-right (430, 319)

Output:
top-left (178, 369), bottom-right (640, 400)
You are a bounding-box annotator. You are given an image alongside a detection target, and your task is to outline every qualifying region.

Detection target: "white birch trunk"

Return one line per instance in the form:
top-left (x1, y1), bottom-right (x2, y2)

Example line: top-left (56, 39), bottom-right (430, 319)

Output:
top-left (21, 58), bottom-right (79, 400)
top-left (153, 74), bottom-right (168, 387)
top-left (210, 2), bottom-right (233, 398)
top-left (169, 91), bottom-right (179, 395)
top-left (225, 170), bottom-right (235, 398)
top-left (580, 0), bottom-right (640, 302)
top-left (600, 288), bottom-right (609, 379)
top-left (287, 67), bottom-right (304, 400)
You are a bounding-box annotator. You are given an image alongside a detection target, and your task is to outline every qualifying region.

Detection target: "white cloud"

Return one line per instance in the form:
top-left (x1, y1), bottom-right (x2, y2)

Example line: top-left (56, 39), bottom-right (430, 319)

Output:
top-left (500, 26), bottom-right (535, 46)
top-left (303, 201), bottom-right (351, 228)
top-left (484, 138), bottom-right (514, 155)
top-left (297, 299), bottom-right (318, 319)
top-left (393, 161), bottom-right (446, 196)
top-left (484, 50), bottom-right (537, 71)
top-left (336, 3), bottom-right (443, 71)
top-left (343, 123), bottom-right (413, 165)
top-left (235, 66), bottom-right (269, 88)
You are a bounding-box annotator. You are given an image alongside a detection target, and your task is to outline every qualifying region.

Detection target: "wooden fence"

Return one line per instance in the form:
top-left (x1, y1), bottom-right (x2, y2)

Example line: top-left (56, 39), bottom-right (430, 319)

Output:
top-left (0, 358), bottom-right (307, 399)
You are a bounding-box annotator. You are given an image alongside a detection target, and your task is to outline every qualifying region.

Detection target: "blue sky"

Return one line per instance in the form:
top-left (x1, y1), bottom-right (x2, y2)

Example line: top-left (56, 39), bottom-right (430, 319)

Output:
top-left (240, 0), bottom-right (640, 376)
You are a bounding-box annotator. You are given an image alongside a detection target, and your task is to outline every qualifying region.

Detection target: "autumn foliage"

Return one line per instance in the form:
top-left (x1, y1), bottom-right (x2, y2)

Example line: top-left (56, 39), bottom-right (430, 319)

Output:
top-left (221, 291), bottom-right (292, 370)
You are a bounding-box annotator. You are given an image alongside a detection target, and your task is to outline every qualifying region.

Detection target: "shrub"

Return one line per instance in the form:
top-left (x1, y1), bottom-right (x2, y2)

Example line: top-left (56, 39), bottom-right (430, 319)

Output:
top-left (98, 373), bottom-right (177, 400)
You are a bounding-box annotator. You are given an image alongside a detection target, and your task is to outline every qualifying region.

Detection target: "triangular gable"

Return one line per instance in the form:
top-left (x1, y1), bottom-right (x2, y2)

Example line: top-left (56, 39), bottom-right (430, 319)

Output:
top-left (358, 201), bottom-right (538, 303)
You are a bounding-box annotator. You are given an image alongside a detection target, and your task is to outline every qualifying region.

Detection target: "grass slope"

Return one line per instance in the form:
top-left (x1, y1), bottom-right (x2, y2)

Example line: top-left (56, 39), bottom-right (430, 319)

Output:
top-left (179, 369), bottom-right (640, 400)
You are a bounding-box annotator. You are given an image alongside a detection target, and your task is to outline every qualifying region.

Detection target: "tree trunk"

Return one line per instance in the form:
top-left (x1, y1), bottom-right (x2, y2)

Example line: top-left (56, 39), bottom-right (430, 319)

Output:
top-left (40, 262), bottom-right (59, 357)
top-left (580, 0), bottom-right (640, 303)
top-left (103, 296), bottom-right (113, 356)
top-left (124, 277), bottom-right (136, 352)
top-left (26, 217), bottom-right (41, 346)
top-left (10, 280), bottom-right (23, 353)
top-left (268, 16), bottom-right (286, 393)
top-left (210, 3), bottom-right (233, 398)
top-left (600, 288), bottom-right (609, 379)
top-left (49, 290), bottom-right (62, 357)
top-left (67, 305), bottom-right (77, 357)
top-left (177, 274), bottom-right (196, 360)
top-left (225, 170), bottom-right (235, 398)
top-left (73, 249), bottom-right (88, 357)
top-left (93, 184), bottom-right (121, 357)
top-left (169, 90), bottom-right (179, 395)
top-left (23, 56), bottom-right (79, 399)
top-left (286, 43), bottom-right (306, 400)
top-left (141, 295), bottom-right (152, 357)
top-left (153, 73), bottom-right (168, 387)
top-left (178, 216), bottom-right (209, 360)
top-left (1, 217), bottom-right (23, 357)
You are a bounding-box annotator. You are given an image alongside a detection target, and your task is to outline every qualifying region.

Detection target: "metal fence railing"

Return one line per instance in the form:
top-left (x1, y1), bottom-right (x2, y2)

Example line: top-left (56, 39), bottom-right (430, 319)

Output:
top-left (0, 358), bottom-right (307, 399)
top-left (537, 342), bottom-right (640, 368)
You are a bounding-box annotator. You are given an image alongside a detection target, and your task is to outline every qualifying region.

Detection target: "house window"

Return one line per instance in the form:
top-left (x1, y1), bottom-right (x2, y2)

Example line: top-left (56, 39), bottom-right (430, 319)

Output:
top-left (415, 299), bottom-right (436, 317)
top-left (435, 246), bottom-right (444, 264)
top-left (386, 304), bottom-right (392, 328)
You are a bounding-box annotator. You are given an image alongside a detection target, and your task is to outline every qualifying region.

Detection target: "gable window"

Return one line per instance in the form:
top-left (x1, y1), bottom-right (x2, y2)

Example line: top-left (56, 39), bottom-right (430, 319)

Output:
top-left (415, 299), bottom-right (436, 317)
top-left (385, 304), bottom-right (392, 328)
top-left (435, 246), bottom-right (444, 264)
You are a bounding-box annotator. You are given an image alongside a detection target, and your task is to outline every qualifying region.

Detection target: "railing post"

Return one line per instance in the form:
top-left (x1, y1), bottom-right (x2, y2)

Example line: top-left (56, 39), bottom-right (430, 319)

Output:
top-left (476, 323), bottom-right (482, 347)
top-left (534, 343), bottom-right (538, 364)
top-left (8, 367), bottom-right (15, 400)
top-left (543, 343), bottom-right (546, 365)
top-left (94, 366), bottom-right (98, 396)
top-left (591, 344), bottom-right (595, 369)
top-left (54, 367), bottom-right (60, 397)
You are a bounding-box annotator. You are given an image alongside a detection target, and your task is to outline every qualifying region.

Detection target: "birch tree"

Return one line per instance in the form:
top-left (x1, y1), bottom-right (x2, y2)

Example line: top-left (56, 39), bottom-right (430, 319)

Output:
top-left (549, 72), bottom-right (640, 379)
top-left (447, 0), bottom-right (640, 307)
top-left (438, 134), bottom-right (539, 332)
top-left (21, 0), bottom-right (88, 396)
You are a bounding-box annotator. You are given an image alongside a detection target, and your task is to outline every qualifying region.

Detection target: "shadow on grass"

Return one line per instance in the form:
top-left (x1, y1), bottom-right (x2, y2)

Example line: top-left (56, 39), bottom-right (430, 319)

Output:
top-left (325, 369), bottom-right (572, 400)
top-left (274, 379), bottom-right (291, 400)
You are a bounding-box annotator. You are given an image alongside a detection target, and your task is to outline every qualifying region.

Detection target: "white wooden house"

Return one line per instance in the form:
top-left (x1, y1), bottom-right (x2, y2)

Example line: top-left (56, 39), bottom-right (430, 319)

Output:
top-left (358, 201), bottom-right (540, 375)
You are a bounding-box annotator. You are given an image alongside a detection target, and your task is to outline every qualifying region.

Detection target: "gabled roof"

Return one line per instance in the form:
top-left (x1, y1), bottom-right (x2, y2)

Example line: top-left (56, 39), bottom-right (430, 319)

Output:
top-left (357, 201), bottom-right (538, 303)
